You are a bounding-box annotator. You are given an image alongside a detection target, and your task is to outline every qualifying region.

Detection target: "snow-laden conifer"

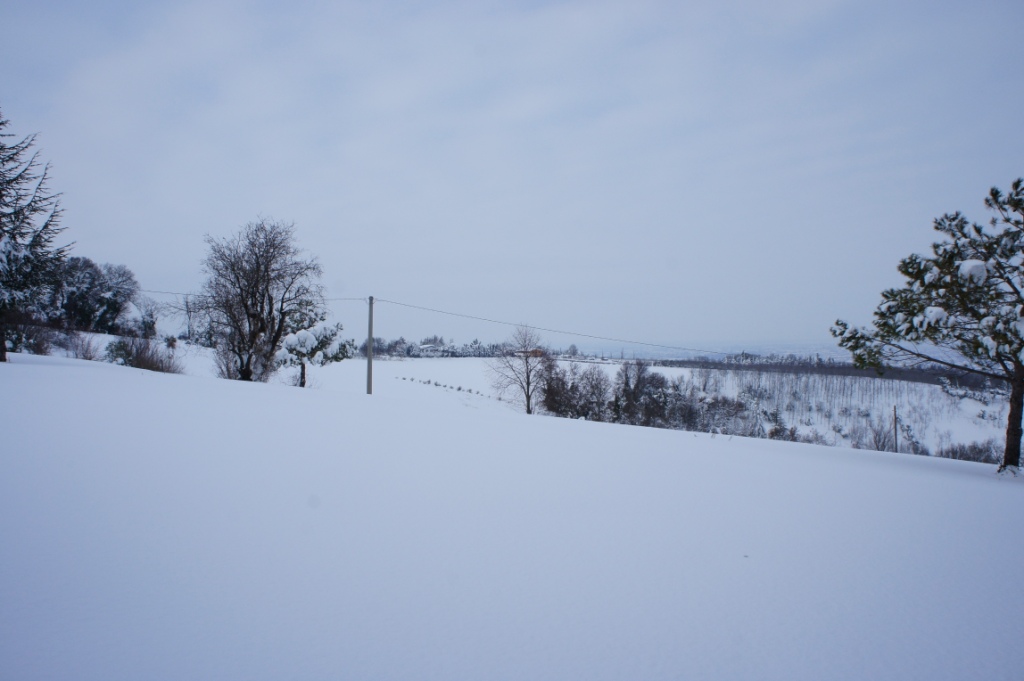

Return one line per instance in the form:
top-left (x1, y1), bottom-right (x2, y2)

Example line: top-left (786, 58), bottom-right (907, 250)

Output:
top-left (276, 322), bottom-right (354, 387)
top-left (833, 178), bottom-right (1024, 471)
top-left (0, 109), bottom-right (68, 361)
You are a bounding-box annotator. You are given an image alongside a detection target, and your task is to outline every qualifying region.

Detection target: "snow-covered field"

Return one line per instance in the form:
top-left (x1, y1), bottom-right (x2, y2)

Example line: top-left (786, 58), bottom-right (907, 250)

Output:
top-left (2, 353), bottom-right (1022, 680)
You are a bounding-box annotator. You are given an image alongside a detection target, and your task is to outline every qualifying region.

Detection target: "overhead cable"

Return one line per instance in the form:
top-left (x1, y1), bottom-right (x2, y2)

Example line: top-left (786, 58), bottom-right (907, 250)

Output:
top-left (138, 289), bottom-right (729, 356)
top-left (375, 297), bottom-right (729, 356)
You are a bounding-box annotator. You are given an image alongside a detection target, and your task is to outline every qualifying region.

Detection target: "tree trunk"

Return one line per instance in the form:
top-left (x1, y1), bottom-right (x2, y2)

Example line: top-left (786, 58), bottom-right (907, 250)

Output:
top-left (1002, 368), bottom-right (1024, 471)
top-left (299, 361), bottom-right (306, 388)
top-left (0, 324), bottom-right (6, 362)
top-left (239, 355), bottom-right (253, 381)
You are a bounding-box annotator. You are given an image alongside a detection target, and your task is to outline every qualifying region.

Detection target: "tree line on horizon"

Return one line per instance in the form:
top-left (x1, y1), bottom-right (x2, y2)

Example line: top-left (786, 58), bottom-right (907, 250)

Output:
top-left (482, 326), bottom-right (1000, 464)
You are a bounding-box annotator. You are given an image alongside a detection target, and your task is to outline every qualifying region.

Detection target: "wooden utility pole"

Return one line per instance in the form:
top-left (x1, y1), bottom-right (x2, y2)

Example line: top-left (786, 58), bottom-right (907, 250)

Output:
top-left (366, 296), bottom-right (374, 395)
top-left (893, 405), bottom-right (898, 453)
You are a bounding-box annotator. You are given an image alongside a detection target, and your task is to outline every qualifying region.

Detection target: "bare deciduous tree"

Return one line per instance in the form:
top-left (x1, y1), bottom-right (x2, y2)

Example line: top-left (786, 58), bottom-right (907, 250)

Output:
top-left (489, 326), bottom-right (547, 414)
top-left (198, 219), bottom-right (324, 382)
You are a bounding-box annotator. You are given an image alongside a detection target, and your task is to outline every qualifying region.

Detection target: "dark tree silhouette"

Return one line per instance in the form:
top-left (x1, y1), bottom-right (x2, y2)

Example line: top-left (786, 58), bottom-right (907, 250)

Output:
top-left (834, 178), bottom-right (1024, 472)
top-left (0, 110), bottom-right (68, 361)
top-left (198, 219), bottom-right (324, 381)
top-left (489, 326), bottom-right (547, 414)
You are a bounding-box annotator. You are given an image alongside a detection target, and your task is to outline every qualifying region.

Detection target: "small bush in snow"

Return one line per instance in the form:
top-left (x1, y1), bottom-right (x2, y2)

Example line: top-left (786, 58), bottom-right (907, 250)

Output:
top-left (62, 331), bottom-right (101, 360)
top-left (105, 337), bottom-right (182, 373)
top-left (935, 439), bottom-right (1001, 464)
top-left (4, 319), bottom-right (57, 356)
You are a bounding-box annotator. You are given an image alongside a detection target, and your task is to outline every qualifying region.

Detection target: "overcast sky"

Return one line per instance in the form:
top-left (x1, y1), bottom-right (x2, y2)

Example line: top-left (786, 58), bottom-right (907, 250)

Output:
top-left (3, 0), bottom-right (1022, 353)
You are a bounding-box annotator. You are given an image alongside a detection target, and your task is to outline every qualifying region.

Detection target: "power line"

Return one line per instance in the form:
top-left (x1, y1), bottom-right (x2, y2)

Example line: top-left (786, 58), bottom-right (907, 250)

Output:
top-left (139, 288), bottom-right (729, 356)
top-left (141, 289), bottom-right (366, 303)
top-left (140, 289), bottom-right (210, 298)
top-left (375, 297), bottom-right (729, 356)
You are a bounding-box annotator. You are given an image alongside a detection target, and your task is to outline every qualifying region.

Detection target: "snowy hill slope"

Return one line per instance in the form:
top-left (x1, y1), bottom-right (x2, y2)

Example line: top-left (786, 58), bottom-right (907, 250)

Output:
top-left (2, 355), bottom-right (1022, 680)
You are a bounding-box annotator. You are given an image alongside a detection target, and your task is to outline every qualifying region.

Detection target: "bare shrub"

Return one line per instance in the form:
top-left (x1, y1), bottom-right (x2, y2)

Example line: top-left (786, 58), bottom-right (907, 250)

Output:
top-left (64, 332), bottom-right (101, 360)
top-left (212, 344), bottom-right (236, 380)
top-left (105, 337), bottom-right (182, 374)
top-left (935, 439), bottom-right (1001, 464)
top-left (867, 416), bottom-right (895, 452)
top-left (800, 429), bottom-right (830, 446)
top-left (5, 320), bottom-right (57, 356)
top-left (846, 422), bottom-right (868, 449)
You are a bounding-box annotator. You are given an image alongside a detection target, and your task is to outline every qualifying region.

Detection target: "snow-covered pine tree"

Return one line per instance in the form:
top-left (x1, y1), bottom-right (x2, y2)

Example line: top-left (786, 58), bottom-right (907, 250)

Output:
top-left (0, 109), bottom-right (68, 361)
top-left (276, 322), bottom-right (354, 387)
top-left (833, 178), bottom-right (1024, 472)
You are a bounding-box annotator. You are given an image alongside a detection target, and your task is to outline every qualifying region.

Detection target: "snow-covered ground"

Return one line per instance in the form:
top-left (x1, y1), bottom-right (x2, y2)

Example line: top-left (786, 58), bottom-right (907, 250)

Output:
top-left (2, 353), bottom-right (1022, 680)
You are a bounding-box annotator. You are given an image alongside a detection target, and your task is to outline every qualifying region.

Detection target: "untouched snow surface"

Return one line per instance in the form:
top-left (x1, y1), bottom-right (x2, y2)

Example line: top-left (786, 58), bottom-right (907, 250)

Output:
top-left (2, 354), bottom-right (1023, 680)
